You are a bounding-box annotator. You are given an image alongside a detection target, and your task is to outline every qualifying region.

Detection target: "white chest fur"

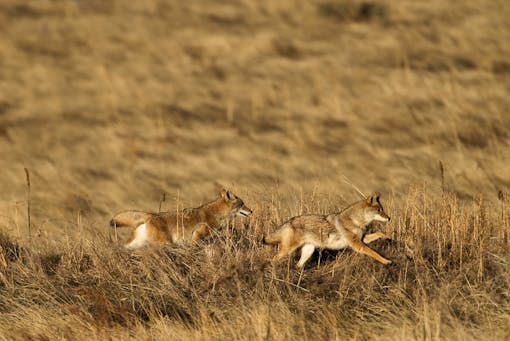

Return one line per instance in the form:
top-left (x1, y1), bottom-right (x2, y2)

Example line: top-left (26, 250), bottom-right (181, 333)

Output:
top-left (324, 232), bottom-right (350, 250)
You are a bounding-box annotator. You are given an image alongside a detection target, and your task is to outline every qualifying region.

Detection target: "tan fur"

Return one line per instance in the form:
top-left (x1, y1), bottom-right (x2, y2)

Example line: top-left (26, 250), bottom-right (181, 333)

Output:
top-left (263, 192), bottom-right (392, 268)
top-left (111, 189), bottom-right (252, 249)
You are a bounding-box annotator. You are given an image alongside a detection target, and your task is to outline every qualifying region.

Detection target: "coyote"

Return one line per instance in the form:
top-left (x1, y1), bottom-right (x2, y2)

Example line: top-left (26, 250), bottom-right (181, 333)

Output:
top-left (263, 192), bottom-right (392, 268)
top-left (110, 189), bottom-right (252, 249)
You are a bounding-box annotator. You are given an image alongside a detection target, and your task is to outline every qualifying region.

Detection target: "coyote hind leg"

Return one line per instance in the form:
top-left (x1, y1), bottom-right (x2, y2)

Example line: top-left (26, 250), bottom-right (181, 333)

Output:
top-left (272, 242), bottom-right (301, 263)
top-left (124, 224), bottom-right (149, 250)
top-left (296, 244), bottom-right (316, 268)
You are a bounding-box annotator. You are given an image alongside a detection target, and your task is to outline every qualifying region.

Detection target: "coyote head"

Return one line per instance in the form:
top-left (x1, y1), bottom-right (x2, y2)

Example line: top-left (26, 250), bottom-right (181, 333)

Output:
top-left (220, 189), bottom-right (253, 217)
top-left (363, 192), bottom-right (390, 223)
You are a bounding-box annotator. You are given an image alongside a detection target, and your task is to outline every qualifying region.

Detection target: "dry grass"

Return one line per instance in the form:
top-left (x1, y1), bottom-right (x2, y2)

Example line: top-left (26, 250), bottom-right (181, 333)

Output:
top-left (0, 188), bottom-right (509, 340)
top-left (0, 0), bottom-right (509, 339)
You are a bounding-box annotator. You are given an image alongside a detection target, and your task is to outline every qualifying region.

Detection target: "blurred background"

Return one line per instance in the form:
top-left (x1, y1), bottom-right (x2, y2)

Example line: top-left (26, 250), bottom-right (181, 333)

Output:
top-left (0, 0), bottom-right (508, 239)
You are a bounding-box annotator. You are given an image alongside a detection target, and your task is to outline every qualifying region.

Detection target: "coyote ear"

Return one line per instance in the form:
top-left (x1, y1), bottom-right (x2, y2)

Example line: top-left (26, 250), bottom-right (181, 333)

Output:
top-left (366, 194), bottom-right (373, 204)
top-left (220, 189), bottom-right (234, 200)
top-left (225, 190), bottom-right (235, 200)
top-left (220, 188), bottom-right (228, 199)
top-left (367, 192), bottom-right (381, 204)
top-left (374, 191), bottom-right (381, 202)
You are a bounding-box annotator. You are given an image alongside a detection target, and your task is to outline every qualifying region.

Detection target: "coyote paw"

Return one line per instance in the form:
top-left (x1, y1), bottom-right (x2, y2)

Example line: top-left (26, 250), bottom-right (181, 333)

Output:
top-left (381, 258), bottom-right (392, 265)
top-left (381, 233), bottom-right (392, 240)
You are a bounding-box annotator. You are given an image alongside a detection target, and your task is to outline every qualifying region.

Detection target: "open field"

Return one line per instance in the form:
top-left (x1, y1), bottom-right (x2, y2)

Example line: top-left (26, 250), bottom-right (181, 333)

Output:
top-left (0, 0), bottom-right (509, 339)
top-left (1, 190), bottom-right (509, 340)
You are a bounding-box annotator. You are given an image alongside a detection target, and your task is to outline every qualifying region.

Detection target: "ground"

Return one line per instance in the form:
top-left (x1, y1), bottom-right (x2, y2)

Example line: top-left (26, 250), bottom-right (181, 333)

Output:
top-left (0, 1), bottom-right (509, 340)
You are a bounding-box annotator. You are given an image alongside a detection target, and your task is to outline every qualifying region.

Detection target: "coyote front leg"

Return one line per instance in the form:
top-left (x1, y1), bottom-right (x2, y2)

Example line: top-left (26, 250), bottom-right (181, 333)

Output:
top-left (192, 224), bottom-right (211, 243)
top-left (363, 231), bottom-right (391, 244)
top-left (347, 232), bottom-right (392, 265)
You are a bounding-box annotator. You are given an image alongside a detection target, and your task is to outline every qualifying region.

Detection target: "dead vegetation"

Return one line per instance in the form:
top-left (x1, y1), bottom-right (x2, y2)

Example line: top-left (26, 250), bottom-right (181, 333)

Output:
top-left (0, 188), bottom-right (509, 340)
top-left (0, 0), bottom-right (509, 339)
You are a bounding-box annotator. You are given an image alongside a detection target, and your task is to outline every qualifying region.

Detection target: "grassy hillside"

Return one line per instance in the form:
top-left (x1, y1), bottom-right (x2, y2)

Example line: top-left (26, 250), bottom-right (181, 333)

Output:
top-left (1, 189), bottom-right (509, 340)
top-left (0, 0), bottom-right (509, 339)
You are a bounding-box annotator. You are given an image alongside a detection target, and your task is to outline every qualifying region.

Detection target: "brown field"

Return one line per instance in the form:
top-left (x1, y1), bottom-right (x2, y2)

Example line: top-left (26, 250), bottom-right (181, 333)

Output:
top-left (0, 0), bottom-right (509, 339)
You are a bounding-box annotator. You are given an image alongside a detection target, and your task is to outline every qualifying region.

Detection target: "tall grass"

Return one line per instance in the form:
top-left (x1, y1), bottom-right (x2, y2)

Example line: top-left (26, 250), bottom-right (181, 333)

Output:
top-left (0, 188), bottom-right (508, 340)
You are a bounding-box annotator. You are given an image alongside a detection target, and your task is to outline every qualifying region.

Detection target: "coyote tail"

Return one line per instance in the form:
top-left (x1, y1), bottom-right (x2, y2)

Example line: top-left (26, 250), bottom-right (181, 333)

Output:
top-left (110, 211), bottom-right (150, 228)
